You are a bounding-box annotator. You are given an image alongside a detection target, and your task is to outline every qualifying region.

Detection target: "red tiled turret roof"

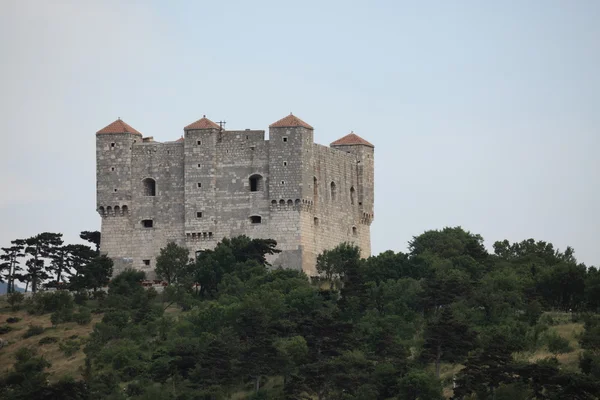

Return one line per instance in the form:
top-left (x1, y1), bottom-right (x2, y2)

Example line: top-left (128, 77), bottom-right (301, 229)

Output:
top-left (330, 132), bottom-right (374, 148)
top-left (97, 119), bottom-right (142, 135)
top-left (184, 115), bottom-right (221, 130)
top-left (269, 113), bottom-right (313, 129)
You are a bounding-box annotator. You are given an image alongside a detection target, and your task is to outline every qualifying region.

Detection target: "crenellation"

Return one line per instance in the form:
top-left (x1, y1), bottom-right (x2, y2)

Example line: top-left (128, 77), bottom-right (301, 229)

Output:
top-left (96, 114), bottom-right (374, 276)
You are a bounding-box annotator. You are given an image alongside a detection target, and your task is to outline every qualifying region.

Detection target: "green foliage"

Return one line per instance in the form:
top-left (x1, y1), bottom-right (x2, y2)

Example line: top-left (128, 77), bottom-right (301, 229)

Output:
top-left (4, 232), bottom-right (600, 399)
top-left (6, 316), bottom-right (21, 323)
top-left (59, 339), bottom-right (80, 357)
top-left (27, 290), bottom-right (74, 315)
top-left (7, 292), bottom-right (25, 310)
top-left (73, 307), bottom-right (92, 325)
top-left (38, 336), bottom-right (58, 345)
top-left (70, 254), bottom-right (113, 292)
top-left (397, 370), bottom-right (443, 400)
top-left (545, 331), bottom-right (572, 354)
top-left (0, 325), bottom-right (12, 334)
top-left (155, 241), bottom-right (190, 285)
top-left (22, 325), bottom-right (45, 338)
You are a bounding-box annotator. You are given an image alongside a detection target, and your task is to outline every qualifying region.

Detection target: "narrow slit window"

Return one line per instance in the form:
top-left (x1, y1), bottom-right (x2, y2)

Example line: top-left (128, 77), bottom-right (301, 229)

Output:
top-left (197, 182), bottom-right (202, 188)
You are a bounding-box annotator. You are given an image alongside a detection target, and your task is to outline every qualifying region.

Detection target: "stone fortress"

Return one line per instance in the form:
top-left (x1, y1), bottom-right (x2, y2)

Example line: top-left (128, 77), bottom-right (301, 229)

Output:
top-left (96, 114), bottom-right (374, 276)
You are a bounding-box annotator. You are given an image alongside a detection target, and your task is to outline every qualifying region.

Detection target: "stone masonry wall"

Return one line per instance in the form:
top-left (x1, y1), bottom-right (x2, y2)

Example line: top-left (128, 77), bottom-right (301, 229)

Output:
top-left (96, 118), bottom-right (373, 277)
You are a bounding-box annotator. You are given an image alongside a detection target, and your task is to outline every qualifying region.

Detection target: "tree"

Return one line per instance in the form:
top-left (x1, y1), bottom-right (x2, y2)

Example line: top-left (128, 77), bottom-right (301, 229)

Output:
top-left (422, 307), bottom-right (476, 378)
top-left (80, 230), bottom-right (101, 254)
top-left (24, 233), bottom-right (63, 292)
top-left (155, 242), bottom-right (190, 285)
top-left (409, 226), bottom-right (488, 262)
top-left (0, 239), bottom-right (25, 293)
top-left (70, 255), bottom-right (113, 293)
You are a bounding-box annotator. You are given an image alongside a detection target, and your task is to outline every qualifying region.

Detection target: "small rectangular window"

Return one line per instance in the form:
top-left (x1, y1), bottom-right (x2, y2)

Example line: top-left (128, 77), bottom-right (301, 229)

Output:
top-left (282, 137), bottom-right (288, 142)
top-left (197, 182), bottom-right (202, 188)
top-left (197, 140), bottom-right (202, 145)
top-left (111, 142), bottom-right (115, 148)
top-left (196, 212), bottom-right (203, 218)
top-left (143, 259), bottom-right (150, 266)
top-left (142, 219), bottom-right (153, 228)
top-left (281, 181), bottom-right (285, 185)
top-left (283, 161), bottom-right (287, 166)
top-left (197, 164), bottom-right (201, 168)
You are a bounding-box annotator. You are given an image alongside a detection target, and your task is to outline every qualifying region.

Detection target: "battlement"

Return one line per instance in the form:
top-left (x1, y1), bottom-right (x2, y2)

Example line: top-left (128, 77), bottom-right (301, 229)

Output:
top-left (96, 114), bottom-right (374, 276)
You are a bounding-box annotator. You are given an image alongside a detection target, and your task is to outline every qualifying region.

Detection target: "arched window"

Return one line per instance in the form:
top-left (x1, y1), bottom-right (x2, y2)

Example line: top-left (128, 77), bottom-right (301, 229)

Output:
top-left (249, 174), bottom-right (263, 192)
top-left (287, 199), bottom-right (293, 206)
top-left (114, 205), bottom-right (120, 215)
top-left (330, 181), bottom-right (337, 201)
top-left (350, 186), bottom-right (355, 205)
top-left (352, 226), bottom-right (358, 236)
top-left (279, 199), bottom-right (285, 206)
top-left (143, 178), bottom-right (156, 196)
top-left (106, 206), bottom-right (112, 215)
top-left (295, 199), bottom-right (300, 206)
top-left (98, 206), bottom-right (105, 215)
top-left (122, 205), bottom-right (128, 214)
top-left (250, 215), bottom-right (262, 224)
top-left (314, 217), bottom-right (319, 226)
top-left (271, 200), bottom-right (277, 206)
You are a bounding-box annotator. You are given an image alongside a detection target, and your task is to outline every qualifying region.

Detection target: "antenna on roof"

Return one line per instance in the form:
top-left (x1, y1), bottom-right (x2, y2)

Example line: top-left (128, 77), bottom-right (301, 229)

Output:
top-left (217, 120), bottom-right (226, 132)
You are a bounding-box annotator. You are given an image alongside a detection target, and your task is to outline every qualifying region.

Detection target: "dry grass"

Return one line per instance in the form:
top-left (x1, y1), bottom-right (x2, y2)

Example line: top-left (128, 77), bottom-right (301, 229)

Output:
top-left (0, 305), bottom-right (102, 382)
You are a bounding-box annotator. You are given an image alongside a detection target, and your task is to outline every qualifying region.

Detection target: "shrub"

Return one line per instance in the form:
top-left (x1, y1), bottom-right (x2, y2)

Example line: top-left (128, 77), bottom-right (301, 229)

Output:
top-left (28, 291), bottom-right (74, 315)
top-left (51, 307), bottom-right (74, 326)
top-left (39, 336), bottom-right (59, 345)
top-left (74, 291), bottom-right (88, 305)
top-left (0, 325), bottom-right (13, 334)
top-left (73, 308), bottom-right (92, 325)
top-left (59, 339), bottom-right (80, 357)
top-left (7, 292), bottom-right (25, 310)
top-left (546, 331), bottom-right (572, 354)
top-left (6, 317), bottom-right (21, 323)
top-left (23, 324), bottom-right (45, 338)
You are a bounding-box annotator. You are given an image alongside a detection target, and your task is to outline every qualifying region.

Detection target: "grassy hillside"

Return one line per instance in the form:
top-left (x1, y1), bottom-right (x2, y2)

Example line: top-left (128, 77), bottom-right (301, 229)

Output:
top-left (0, 297), bottom-right (102, 382)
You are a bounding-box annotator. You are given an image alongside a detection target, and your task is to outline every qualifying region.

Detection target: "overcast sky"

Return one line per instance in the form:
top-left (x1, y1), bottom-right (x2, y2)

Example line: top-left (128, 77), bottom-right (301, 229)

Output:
top-left (1, 0), bottom-right (598, 266)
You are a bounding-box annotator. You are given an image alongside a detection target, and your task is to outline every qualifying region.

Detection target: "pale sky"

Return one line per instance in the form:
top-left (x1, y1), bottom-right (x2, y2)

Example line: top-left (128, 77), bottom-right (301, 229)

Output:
top-left (1, 0), bottom-right (598, 267)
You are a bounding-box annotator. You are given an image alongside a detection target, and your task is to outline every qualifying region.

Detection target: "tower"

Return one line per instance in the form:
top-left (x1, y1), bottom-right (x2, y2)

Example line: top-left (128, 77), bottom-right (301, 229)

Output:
top-left (96, 119), bottom-right (141, 272)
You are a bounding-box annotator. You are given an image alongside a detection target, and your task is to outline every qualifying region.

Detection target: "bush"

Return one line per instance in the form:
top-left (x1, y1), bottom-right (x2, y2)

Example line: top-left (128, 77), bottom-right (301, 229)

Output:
top-left (73, 308), bottom-right (92, 325)
top-left (74, 291), bottom-right (88, 305)
top-left (7, 292), bottom-right (25, 310)
top-left (6, 317), bottom-right (21, 323)
top-left (39, 336), bottom-right (59, 345)
top-left (23, 324), bottom-right (45, 338)
top-left (546, 331), bottom-right (573, 354)
top-left (28, 291), bottom-right (74, 315)
top-left (59, 339), bottom-right (81, 357)
top-left (51, 307), bottom-right (74, 326)
top-left (0, 325), bottom-right (13, 334)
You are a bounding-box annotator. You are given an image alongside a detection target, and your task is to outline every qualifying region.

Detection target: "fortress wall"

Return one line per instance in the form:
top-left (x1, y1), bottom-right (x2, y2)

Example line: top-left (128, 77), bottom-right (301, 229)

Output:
top-left (301, 143), bottom-right (371, 273)
top-left (96, 117), bottom-right (373, 277)
top-left (130, 142), bottom-right (185, 275)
